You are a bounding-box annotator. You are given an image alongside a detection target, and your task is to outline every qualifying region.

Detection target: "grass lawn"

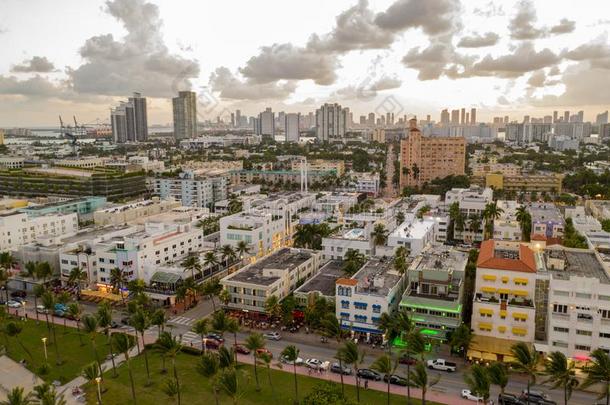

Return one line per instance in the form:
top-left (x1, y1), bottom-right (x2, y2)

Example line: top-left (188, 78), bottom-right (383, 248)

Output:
top-left (3, 317), bottom-right (113, 384)
top-left (85, 350), bottom-right (442, 405)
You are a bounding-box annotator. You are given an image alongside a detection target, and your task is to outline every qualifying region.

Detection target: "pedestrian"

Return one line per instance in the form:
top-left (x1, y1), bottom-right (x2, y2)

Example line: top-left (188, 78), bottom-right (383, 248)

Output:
top-left (364, 380), bottom-right (368, 390)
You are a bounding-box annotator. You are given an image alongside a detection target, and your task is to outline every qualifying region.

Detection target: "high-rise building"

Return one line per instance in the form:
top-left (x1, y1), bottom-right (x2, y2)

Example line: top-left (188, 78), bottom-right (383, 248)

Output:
top-left (465, 113), bottom-right (469, 124)
top-left (315, 103), bottom-right (348, 141)
top-left (128, 92), bottom-right (148, 142)
top-left (399, 119), bottom-right (466, 188)
top-left (597, 111), bottom-right (609, 125)
top-left (285, 113), bottom-right (300, 142)
top-left (577, 110), bottom-right (584, 123)
top-left (359, 115), bottom-right (366, 125)
top-left (110, 93), bottom-right (148, 143)
top-left (460, 108), bottom-right (466, 124)
top-left (451, 109), bottom-right (460, 124)
top-left (235, 110), bottom-right (242, 127)
top-left (553, 111), bottom-right (558, 123)
top-left (367, 112), bottom-right (375, 126)
top-left (440, 109), bottom-right (450, 125)
top-left (172, 91), bottom-right (198, 140)
top-left (564, 111), bottom-right (570, 122)
top-left (471, 108), bottom-right (476, 124)
top-left (254, 108), bottom-right (275, 137)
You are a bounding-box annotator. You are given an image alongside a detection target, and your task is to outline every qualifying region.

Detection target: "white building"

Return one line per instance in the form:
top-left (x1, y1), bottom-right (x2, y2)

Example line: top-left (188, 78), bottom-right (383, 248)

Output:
top-left (220, 209), bottom-right (287, 258)
top-left (221, 248), bottom-right (321, 312)
top-left (154, 171), bottom-right (228, 209)
top-left (350, 172), bottom-right (381, 196)
top-left (336, 258), bottom-right (406, 336)
top-left (387, 213), bottom-right (436, 257)
top-left (493, 200), bottom-right (523, 241)
top-left (0, 157), bottom-right (25, 169)
top-left (94, 198), bottom-right (182, 226)
top-left (285, 113), bottom-right (300, 142)
top-left (322, 227), bottom-right (374, 261)
top-left (0, 211), bottom-right (78, 251)
top-left (445, 187), bottom-right (493, 243)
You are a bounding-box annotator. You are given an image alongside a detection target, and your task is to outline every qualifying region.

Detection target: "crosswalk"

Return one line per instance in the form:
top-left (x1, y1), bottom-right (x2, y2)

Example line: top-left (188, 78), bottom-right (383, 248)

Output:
top-left (168, 316), bottom-right (196, 326)
top-left (118, 325), bottom-right (157, 336)
top-left (180, 331), bottom-right (201, 346)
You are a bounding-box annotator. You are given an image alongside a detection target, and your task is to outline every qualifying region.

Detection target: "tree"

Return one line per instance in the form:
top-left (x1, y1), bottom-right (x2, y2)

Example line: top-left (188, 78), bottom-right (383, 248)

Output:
top-left (109, 267), bottom-right (128, 296)
top-left (5, 322), bottom-right (33, 363)
top-left (150, 308), bottom-right (167, 339)
top-left (516, 206), bottom-right (532, 242)
top-left (181, 255), bottom-right (202, 281)
top-left (464, 364), bottom-right (490, 402)
top-left (407, 362), bottom-right (440, 405)
top-left (371, 354), bottom-right (397, 405)
top-left (0, 269), bottom-right (9, 304)
top-left (321, 314), bottom-right (348, 395)
top-left (202, 278), bottom-right (222, 311)
top-left (41, 292), bottom-right (61, 365)
top-left (482, 202), bottom-right (504, 239)
top-left (131, 309), bottom-right (152, 385)
top-left (264, 295), bottom-right (282, 320)
top-left (193, 318), bottom-right (210, 353)
top-left (510, 342), bottom-right (539, 404)
top-left (197, 353), bottom-right (221, 405)
top-left (245, 333), bottom-right (265, 392)
top-left (236, 241), bottom-right (251, 262)
top-left (162, 379), bottom-right (180, 404)
top-left (32, 284), bottom-right (45, 323)
top-left (113, 333), bottom-right (137, 405)
top-left (217, 369), bottom-right (242, 405)
top-left (66, 303), bottom-right (84, 346)
top-left (81, 315), bottom-right (102, 377)
top-left (56, 291), bottom-right (72, 332)
top-left (488, 362), bottom-right (509, 395)
top-left (301, 382), bottom-right (356, 405)
top-left (203, 251), bottom-right (219, 273)
top-left (32, 382), bottom-right (66, 405)
top-left (96, 303), bottom-right (118, 377)
top-left (449, 323), bottom-right (472, 359)
top-left (225, 317), bottom-right (240, 363)
top-left (281, 345), bottom-right (301, 403)
top-left (342, 249), bottom-right (365, 276)
top-left (156, 332), bottom-right (182, 405)
top-left (221, 245), bottom-right (237, 269)
top-left (582, 348), bottom-right (610, 405)
top-left (1, 387), bottom-right (34, 405)
top-left (68, 267), bottom-right (87, 298)
top-left (543, 351), bottom-right (579, 405)
top-left (396, 211), bottom-right (405, 224)
top-left (371, 224), bottom-right (388, 246)
top-left (259, 352), bottom-right (275, 398)
top-left (82, 362), bottom-right (102, 405)
top-left (339, 341), bottom-right (365, 403)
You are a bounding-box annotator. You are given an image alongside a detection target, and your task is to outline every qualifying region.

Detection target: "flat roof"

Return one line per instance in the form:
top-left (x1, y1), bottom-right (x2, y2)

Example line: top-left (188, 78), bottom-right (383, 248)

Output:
top-left (294, 260), bottom-right (343, 296)
top-left (330, 227), bottom-right (367, 240)
top-left (412, 245), bottom-right (468, 273)
top-left (529, 203), bottom-right (563, 222)
top-left (21, 197), bottom-right (99, 211)
top-left (352, 258), bottom-right (401, 297)
top-left (391, 214), bottom-right (435, 240)
top-left (224, 248), bottom-right (315, 286)
top-left (548, 249), bottom-right (610, 284)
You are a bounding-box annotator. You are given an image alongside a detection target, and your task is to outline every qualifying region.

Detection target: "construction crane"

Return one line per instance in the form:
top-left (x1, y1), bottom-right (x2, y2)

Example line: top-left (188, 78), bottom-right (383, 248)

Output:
top-left (59, 115), bottom-right (80, 157)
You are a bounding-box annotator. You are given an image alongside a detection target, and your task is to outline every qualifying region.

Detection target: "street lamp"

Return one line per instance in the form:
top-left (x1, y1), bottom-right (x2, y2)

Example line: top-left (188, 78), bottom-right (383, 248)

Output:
top-left (41, 337), bottom-right (47, 361)
top-left (95, 376), bottom-right (102, 404)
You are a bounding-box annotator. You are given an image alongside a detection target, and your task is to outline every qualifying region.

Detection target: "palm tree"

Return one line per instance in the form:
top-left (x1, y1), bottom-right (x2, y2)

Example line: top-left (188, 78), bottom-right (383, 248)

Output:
top-left (156, 332), bottom-right (182, 405)
top-left (82, 362), bottom-right (102, 405)
top-left (5, 322), bottom-right (33, 363)
top-left (41, 292), bottom-right (61, 365)
top-left (225, 317), bottom-right (240, 363)
top-left (264, 295), bottom-right (282, 320)
top-left (245, 333), bottom-right (265, 392)
top-left (582, 348), bottom-right (610, 405)
top-left (150, 308), bottom-right (167, 339)
top-left (0, 269), bottom-right (9, 304)
top-left (402, 331), bottom-right (427, 405)
top-left (197, 352), bottom-right (221, 405)
top-left (1, 387), bottom-right (34, 405)
top-left (510, 342), bottom-right (540, 404)
top-left (342, 249), bottom-right (365, 276)
top-left (488, 362), bottom-right (509, 395)
top-left (407, 362), bottom-right (440, 405)
top-left (32, 284), bottom-right (45, 323)
top-left (339, 340), bottom-right (365, 403)
top-left (193, 318), bottom-right (210, 353)
top-left (220, 245), bottom-right (237, 269)
top-left (516, 205), bottom-right (532, 242)
top-left (113, 333), bottom-right (137, 404)
top-left (482, 202), bottom-right (504, 239)
top-left (162, 379), bottom-right (180, 404)
top-left (371, 223), bottom-right (388, 246)
top-left (218, 289), bottom-right (231, 307)
top-left (203, 251), bottom-right (219, 273)
top-left (371, 354), bottom-right (397, 405)
top-left (96, 303), bottom-right (118, 377)
top-left (32, 382), bottom-right (66, 405)
top-left (68, 267), bottom-right (87, 298)
top-left (468, 214), bottom-right (482, 236)
top-left (131, 309), bottom-right (151, 385)
top-left (181, 255), bottom-right (202, 281)
top-left (56, 291), bottom-right (72, 332)
top-left (543, 351), bottom-right (579, 405)
top-left (236, 241), bottom-right (251, 263)
top-left (202, 278), bottom-right (221, 311)
top-left (66, 303), bottom-right (84, 346)
top-left (449, 324), bottom-right (472, 359)
top-left (464, 364), bottom-right (490, 403)
top-left (259, 352), bottom-right (275, 397)
top-left (81, 315), bottom-right (102, 376)
top-left (281, 345), bottom-right (301, 403)
top-left (109, 267), bottom-right (128, 300)
top-left (396, 211), bottom-right (405, 224)
top-left (321, 314), bottom-right (348, 395)
top-left (34, 261), bottom-right (52, 284)
top-left (217, 368), bottom-right (242, 405)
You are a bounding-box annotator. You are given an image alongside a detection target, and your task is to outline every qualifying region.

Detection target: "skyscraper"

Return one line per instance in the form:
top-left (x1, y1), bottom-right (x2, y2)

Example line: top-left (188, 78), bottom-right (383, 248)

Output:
top-left (235, 110), bottom-right (241, 127)
top-left (111, 102), bottom-right (132, 143)
top-left (460, 108), bottom-right (466, 124)
top-left (440, 109), bottom-right (450, 125)
top-left (285, 113), bottom-right (300, 142)
top-left (368, 112), bottom-right (375, 126)
top-left (470, 108), bottom-right (476, 124)
top-left (596, 111), bottom-right (609, 125)
top-left (315, 103), bottom-right (348, 141)
top-left (564, 111), bottom-right (570, 122)
top-left (553, 111), bottom-right (558, 123)
top-left (577, 110), bottom-right (584, 123)
top-left (172, 91), bottom-right (198, 140)
top-left (451, 109), bottom-right (460, 124)
top-left (128, 92), bottom-right (148, 142)
top-left (255, 108), bottom-right (275, 137)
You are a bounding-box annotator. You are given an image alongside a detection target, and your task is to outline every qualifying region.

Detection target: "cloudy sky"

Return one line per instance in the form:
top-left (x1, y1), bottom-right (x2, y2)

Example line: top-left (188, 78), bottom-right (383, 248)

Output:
top-left (1, 0), bottom-right (610, 126)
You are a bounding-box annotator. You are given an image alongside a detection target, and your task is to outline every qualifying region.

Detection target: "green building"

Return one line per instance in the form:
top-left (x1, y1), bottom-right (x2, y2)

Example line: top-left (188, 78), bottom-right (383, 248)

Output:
top-left (18, 196), bottom-right (107, 218)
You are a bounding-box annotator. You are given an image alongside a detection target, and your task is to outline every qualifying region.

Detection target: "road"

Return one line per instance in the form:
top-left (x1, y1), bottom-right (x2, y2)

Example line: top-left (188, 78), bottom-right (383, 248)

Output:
top-left (383, 144), bottom-right (398, 198)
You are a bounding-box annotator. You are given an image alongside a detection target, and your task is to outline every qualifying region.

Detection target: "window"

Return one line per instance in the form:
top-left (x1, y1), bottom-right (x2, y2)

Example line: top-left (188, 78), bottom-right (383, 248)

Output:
top-left (552, 341), bottom-right (568, 348)
top-left (576, 293), bottom-right (592, 299)
top-left (553, 327), bottom-right (569, 333)
top-left (340, 312), bottom-right (349, 320)
top-left (354, 302), bottom-right (367, 310)
top-left (354, 315), bottom-right (367, 323)
top-left (576, 329), bottom-right (592, 336)
top-left (575, 344), bottom-right (591, 351)
top-left (600, 309), bottom-right (610, 319)
top-left (341, 301), bottom-right (349, 309)
top-left (372, 304), bottom-right (381, 314)
top-left (600, 332), bottom-right (610, 339)
top-left (553, 304), bottom-right (568, 314)
top-left (554, 290), bottom-right (569, 297)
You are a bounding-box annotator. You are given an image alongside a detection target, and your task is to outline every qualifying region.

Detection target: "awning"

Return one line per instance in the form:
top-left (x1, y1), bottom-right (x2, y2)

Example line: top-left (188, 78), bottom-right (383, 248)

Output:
top-left (467, 350), bottom-right (482, 359)
top-left (478, 322), bottom-right (492, 331)
top-left (503, 355), bottom-right (516, 363)
top-left (481, 286), bottom-right (497, 293)
top-left (498, 326), bottom-right (507, 333)
top-left (470, 335), bottom-right (527, 357)
top-left (483, 275), bottom-right (497, 281)
top-left (512, 290), bottom-right (528, 296)
top-left (481, 352), bottom-right (497, 361)
top-left (514, 278), bottom-right (529, 284)
top-left (501, 276), bottom-right (509, 283)
top-left (512, 327), bottom-right (527, 335)
top-left (513, 313), bottom-right (528, 320)
top-left (498, 288), bottom-right (510, 294)
top-left (150, 271), bottom-right (182, 284)
top-left (479, 308), bottom-right (494, 315)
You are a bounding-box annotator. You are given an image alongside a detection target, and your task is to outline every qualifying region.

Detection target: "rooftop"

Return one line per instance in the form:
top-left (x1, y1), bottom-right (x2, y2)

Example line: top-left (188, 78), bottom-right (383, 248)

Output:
top-left (330, 227), bottom-right (368, 240)
top-left (412, 245), bottom-right (468, 273)
top-left (224, 248), bottom-right (315, 286)
top-left (294, 260), bottom-right (344, 296)
top-left (529, 203), bottom-right (563, 223)
top-left (477, 240), bottom-right (537, 273)
top-left (391, 214), bottom-right (435, 240)
top-left (351, 258), bottom-right (402, 297)
top-left (546, 249), bottom-right (610, 283)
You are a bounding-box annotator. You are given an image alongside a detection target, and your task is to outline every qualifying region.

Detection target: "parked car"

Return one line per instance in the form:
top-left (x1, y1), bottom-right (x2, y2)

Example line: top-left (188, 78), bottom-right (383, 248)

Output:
top-left (305, 358), bottom-right (323, 369)
top-left (203, 338), bottom-right (222, 350)
top-left (256, 348), bottom-right (272, 358)
top-left (330, 363), bottom-right (352, 375)
top-left (384, 374), bottom-right (407, 386)
top-left (120, 316), bottom-right (130, 325)
top-left (498, 393), bottom-right (526, 405)
top-left (280, 355), bottom-right (304, 365)
top-left (7, 300), bottom-right (21, 308)
top-left (206, 333), bottom-right (224, 343)
top-left (36, 305), bottom-right (48, 314)
top-left (233, 344), bottom-right (250, 355)
top-left (356, 369), bottom-right (382, 381)
top-left (263, 331), bottom-right (281, 341)
top-left (10, 290), bottom-right (26, 298)
top-left (399, 355), bottom-right (417, 365)
top-left (520, 390), bottom-right (556, 405)
top-left (110, 321), bottom-right (119, 328)
top-left (426, 359), bottom-right (457, 372)
top-left (462, 389), bottom-right (484, 402)
top-left (12, 297), bottom-right (25, 304)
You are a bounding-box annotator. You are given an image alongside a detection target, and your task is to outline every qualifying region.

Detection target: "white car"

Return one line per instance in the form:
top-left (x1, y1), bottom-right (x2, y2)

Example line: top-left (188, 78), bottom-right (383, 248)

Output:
top-left (7, 300), bottom-right (21, 308)
top-left (280, 355), bottom-right (304, 365)
top-left (461, 389), bottom-right (484, 402)
top-left (305, 358), bottom-right (323, 369)
top-left (263, 331), bottom-right (281, 341)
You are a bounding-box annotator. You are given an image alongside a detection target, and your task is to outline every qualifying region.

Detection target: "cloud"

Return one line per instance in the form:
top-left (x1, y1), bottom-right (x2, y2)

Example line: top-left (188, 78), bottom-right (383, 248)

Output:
top-left (369, 75), bottom-right (402, 91)
top-left (0, 75), bottom-right (65, 97)
top-left (509, 0), bottom-right (545, 40)
top-left (402, 43), bottom-right (455, 80)
top-left (374, 0), bottom-right (461, 36)
top-left (239, 43), bottom-right (338, 86)
top-left (563, 38), bottom-right (610, 61)
top-left (497, 95), bottom-right (510, 105)
top-left (11, 56), bottom-right (56, 73)
top-left (466, 42), bottom-right (560, 78)
top-left (550, 18), bottom-right (575, 34)
top-left (457, 32), bottom-right (499, 48)
top-left (209, 67), bottom-right (297, 100)
top-left (67, 0), bottom-right (199, 97)
top-left (473, 2), bottom-right (505, 17)
top-left (307, 0), bottom-right (395, 52)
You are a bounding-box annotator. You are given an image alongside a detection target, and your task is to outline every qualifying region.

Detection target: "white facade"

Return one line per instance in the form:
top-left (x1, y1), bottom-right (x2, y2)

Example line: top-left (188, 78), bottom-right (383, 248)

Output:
top-left (493, 200), bottom-right (522, 241)
top-left (0, 212), bottom-right (78, 251)
top-left (0, 157), bottom-right (25, 169)
top-left (154, 171), bottom-right (228, 209)
top-left (285, 113), bottom-right (300, 142)
top-left (387, 213), bottom-right (436, 257)
top-left (220, 209), bottom-right (287, 258)
top-left (322, 227), bottom-right (374, 261)
top-left (445, 187), bottom-right (493, 243)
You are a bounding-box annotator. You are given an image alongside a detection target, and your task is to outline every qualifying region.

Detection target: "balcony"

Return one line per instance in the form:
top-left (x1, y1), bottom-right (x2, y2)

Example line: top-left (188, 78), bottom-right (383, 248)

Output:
top-left (475, 295), bottom-right (534, 308)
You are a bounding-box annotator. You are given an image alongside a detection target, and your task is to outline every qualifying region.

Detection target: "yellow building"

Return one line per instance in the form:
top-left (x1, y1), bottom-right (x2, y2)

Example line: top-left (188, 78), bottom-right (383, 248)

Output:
top-left (290, 159), bottom-right (345, 177)
top-left (485, 173), bottom-right (563, 193)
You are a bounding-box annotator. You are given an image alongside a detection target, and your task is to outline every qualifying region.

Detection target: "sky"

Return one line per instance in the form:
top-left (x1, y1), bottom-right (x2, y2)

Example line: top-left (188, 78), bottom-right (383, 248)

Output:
top-left (1, 0), bottom-right (610, 126)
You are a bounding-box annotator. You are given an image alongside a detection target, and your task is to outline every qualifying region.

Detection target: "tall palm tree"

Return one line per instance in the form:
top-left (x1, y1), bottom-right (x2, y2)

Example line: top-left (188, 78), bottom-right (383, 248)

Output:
top-left (203, 251), bottom-right (219, 273)
top-left (217, 368), bottom-right (242, 405)
top-left (371, 353), bottom-right (398, 405)
top-left (259, 352), bottom-right (275, 397)
top-left (1, 387), bottom-right (34, 405)
top-left (321, 314), bottom-right (348, 395)
top-left (264, 295), bottom-right (282, 320)
top-left (81, 315), bottom-right (102, 376)
top-left (0, 269), bottom-right (9, 303)
top-left (371, 223), bottom-right (388, 246)
top-left (34, 261), bottom-right (52, 284)
top-left (5, 322), bottom-right (33, 363)
top-left (33, 382), bottom-right (66, 405)
top-left (56, 291), bottom-right (72, 332)
top-left (181, 255), bottom-right (202, 281)
top-left (66, 303), bottom-right (84, 346)
top-left (96, 303), bottom-right (118, 377)
top-left (488, 362), bottom-right (509, 395)
top-left (220, 245), bottom-right (236, 269)
top-left (202, 278), bottom-right (221, 311)
top-left (150, 308), bottom-right (167, 339)
top-left (543, 351), bottom-right (579, 405)
top-left (113, 333), bottom-right (136, 405)
top-left (342, 249), bottom-right (365, 276)
top-left (82, 362), bottom-right (102, 405)
top-left (245, 333), bottom-right (265, 392)
top-left (32, 284), bottom-right (45, 323)
top-left (218, 289), bottom-right (231, 308)
top-left (281, 345), bottom-right (301, 403)
top-left (449, 324), bottom-right (472, 359)
top-left (339, 340), bottom-right (365, 403)
top-left (464, 364), bottom-right (490, 403)
top-left (41, 292), bottom-right (61, 365)
top-left (402, 331), bottom-right (427, 405)
top-left (510, 342), bottom-right (540, 404)
top-left (516, 205), bottom-right (532, 242)
top-left (109, 267), bottom-right (128, 299)
top-left (156, 332), bottom-right (182, 405)
top-left (211, 309), bottom-right (229, 338)
top-left (582, 348), bottom-right (610, 405)
top-left (235, 241), bottom-right (251, 262)
top-left (225, 317), bottom-right (240, 363)
top-left (407, 362), bottom-right (440, 405)
top-left (193, 318), bottom-right (210, 353)
top-left (68, 267), bottom-right (87, 298)
top-left (197, 352), bottom-right (221, 405)
top-left (131, 308), bottom-right (151, 385)
top-left (482, 202), bottom-right (504, 239)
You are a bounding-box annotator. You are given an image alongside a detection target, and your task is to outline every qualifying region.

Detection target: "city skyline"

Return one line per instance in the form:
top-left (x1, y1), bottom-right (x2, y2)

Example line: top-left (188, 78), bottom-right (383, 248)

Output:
top-left (1, 0), bottom-right (610, 126)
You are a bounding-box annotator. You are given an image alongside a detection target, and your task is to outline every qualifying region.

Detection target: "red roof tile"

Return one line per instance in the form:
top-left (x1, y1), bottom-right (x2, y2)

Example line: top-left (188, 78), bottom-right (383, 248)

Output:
top-left (477, 240), bottom-right (537, 273)
top-left (336, 278), bottom-right (358, 286)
